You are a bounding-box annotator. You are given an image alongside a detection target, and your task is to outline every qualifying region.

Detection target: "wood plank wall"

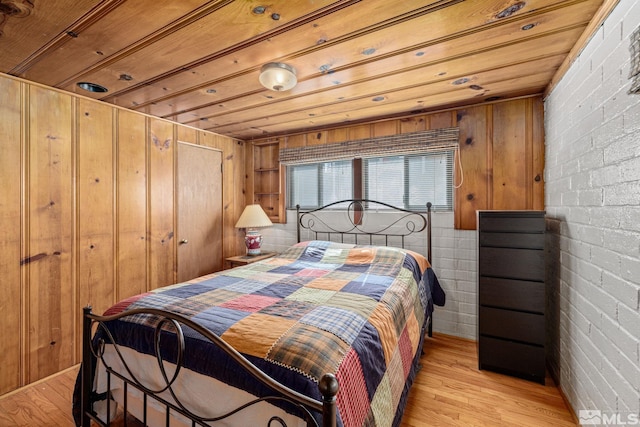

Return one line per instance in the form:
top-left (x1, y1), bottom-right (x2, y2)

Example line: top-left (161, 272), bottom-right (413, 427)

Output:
top-left (249, 96), bottom-right (545, 230)
top-left (0, 73), bottom-right (245, 396)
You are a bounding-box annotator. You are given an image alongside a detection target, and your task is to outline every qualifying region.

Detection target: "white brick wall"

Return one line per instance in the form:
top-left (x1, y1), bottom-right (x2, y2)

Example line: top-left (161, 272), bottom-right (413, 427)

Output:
top-left (260, 210), bottom-right (478, 340)
top-left (545, 0), bottom-right (640, 418)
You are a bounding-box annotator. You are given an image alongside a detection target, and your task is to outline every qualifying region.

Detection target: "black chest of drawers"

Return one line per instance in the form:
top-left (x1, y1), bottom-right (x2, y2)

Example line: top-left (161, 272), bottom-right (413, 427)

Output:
top-left (477, 210), bottom-right (546, 384)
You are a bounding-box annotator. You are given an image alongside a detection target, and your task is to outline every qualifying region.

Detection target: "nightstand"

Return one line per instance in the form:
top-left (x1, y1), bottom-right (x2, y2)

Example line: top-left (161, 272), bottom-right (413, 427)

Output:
top-left (225, 252), bottom-right (276, 268)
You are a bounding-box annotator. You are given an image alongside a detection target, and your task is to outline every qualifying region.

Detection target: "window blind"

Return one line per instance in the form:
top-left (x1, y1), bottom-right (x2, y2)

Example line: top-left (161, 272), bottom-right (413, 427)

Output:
top-left (287, 161), bottom-right (353, 209)
top-left (364, 151), bottom-right (453, 210)
top-left (279, 127), bottom-right (459, 165)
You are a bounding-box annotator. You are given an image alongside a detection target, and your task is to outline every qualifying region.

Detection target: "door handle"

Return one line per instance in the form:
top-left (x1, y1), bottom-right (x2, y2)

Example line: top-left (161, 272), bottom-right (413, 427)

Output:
top-left (179, 239), bottom-right (189, 245)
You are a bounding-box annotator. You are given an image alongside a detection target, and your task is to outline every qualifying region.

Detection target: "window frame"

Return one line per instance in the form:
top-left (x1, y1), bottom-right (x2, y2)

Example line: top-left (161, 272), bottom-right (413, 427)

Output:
top-left (286, 150), bottom-right (454, 212)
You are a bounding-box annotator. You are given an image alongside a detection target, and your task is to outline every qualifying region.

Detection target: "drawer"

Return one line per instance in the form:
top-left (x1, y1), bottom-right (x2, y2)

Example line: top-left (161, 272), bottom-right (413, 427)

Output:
top-left (479, 306), bottom-right (545, 345)
top-left (478, 212), bottom-right (545, 233)
top-left (479, 247), bottom-right (544, 281)
top-left (479, 277), bottom-right (545, 313)
top-left (479, 232), bottom-right (545, 249)
top-left (478, 336), bottom-right (545, 383)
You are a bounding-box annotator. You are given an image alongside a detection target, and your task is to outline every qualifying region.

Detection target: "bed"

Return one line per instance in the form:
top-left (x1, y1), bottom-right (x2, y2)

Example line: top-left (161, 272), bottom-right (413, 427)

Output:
top-left (74, 199), bottom-right (445, 427)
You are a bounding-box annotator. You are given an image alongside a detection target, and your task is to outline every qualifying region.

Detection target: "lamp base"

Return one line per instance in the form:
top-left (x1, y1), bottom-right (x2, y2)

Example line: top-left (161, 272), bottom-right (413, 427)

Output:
top-left (244, 230), bottom-right (263, 256)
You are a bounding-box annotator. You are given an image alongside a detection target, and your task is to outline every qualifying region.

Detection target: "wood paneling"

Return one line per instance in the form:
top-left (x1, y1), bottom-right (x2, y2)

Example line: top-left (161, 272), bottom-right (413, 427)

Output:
top-left (251, 96), bottom-right (545, 230)
top-left (200, 132), bottom-right (246, 258)
top-left (177, 125), bottom-right (198, 145)
top-left (284, 134), bottom-right (306, 149)
top-left (456, 98), bottom-right (545, 228)
top-left (27, 85), bottom-right (75, 383)
top-left (532, 97), bottom-right (546, 211)
top-left (457, 105), bottom-right (491, 228)
top-left (148, 118), bottom-right (175, 289)
top-left (372, 120), bottom-right (398, 137)
top-left (116, 110), bottom-right (148, 301)
top-left (492, 100), bottom-right (528, 210)
top-left (0, 73), bottom-right (244, 396)
top-left (0, 74), bottom-right (23, 395)
top-left (429, 111), bottom-right (456, 130)
top-left (234, 140), bottom-right (249, 252)
top-left (77, 98), bottom-right (115, 316)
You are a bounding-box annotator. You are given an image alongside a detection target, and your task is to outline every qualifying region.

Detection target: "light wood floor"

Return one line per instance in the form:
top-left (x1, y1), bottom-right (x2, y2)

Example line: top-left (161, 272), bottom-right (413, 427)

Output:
top-left (0, 333), bottom-right (577, 426)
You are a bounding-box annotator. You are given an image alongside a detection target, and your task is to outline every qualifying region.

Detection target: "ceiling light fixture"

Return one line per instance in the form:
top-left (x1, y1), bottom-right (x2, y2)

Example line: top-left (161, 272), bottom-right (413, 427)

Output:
top-left (259, 62), bottom-right (297, 91)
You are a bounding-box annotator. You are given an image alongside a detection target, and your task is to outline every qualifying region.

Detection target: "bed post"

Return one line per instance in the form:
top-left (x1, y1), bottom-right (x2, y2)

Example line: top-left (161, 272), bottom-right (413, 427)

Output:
top-left (318, 373), bottom-right (339, 427)
top-left (81, 306), bottom-right (93, 427)
top-left (426, 202), bottom-right (433, 338)
top-left (426, 202), bottom-right (432, 265)
top-left (296, 204), bottom-right (301, 243)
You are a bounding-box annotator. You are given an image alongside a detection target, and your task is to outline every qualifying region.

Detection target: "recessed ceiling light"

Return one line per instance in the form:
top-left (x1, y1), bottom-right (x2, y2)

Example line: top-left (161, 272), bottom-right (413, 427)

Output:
top-left (77, 82), bottom-right (108, 93)
top-left (452, 77), bottom-right (470, 85)
top-left (496, 2), bottom-right (526, 19)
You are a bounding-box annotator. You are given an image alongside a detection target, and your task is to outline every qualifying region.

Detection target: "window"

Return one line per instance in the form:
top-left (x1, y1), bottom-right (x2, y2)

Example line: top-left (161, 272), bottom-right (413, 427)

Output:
top-left (365, 152), bottom-right (453, 210)
top-left (287, 160), bottom-right (352, 209)
top-left (287, 151), bottom-right (453, 211)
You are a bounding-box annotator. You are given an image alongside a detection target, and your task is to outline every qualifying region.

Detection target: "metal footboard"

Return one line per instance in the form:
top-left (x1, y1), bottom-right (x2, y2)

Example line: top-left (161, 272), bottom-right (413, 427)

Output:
top-left (81, 307), bottom-right (338, 427)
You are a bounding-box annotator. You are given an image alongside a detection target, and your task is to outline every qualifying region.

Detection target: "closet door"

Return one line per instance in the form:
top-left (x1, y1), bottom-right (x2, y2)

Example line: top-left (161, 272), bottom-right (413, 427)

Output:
top-left (177, 143), bottom-right (223, 282)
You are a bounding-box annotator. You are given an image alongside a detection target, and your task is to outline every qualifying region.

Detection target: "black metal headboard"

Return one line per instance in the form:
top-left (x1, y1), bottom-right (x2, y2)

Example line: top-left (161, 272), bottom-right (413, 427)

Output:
top-left (296, 199), bottom-right (432, 264)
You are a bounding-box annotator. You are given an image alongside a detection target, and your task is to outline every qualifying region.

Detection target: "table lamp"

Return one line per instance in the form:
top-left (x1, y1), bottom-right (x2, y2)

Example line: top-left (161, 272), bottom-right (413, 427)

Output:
top-left (234, 204), bottom-right (273, 255)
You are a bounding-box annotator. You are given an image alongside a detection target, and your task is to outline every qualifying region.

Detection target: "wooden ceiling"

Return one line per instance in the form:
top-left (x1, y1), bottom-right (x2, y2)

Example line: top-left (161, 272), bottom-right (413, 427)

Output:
top-left (0, 0), bottom-right (611, 140)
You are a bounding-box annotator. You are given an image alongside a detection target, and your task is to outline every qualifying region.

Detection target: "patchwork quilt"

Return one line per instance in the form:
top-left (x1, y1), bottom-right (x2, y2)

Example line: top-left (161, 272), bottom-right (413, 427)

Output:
top-left (95, 240), bottom-right (445, 427)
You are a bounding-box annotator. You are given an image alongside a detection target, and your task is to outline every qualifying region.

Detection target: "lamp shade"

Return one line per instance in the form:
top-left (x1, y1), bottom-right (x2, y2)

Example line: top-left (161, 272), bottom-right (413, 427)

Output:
top-left (259, 62), bottom-right (297, 91)
top-left (234, 204), bottom-right (273, 229)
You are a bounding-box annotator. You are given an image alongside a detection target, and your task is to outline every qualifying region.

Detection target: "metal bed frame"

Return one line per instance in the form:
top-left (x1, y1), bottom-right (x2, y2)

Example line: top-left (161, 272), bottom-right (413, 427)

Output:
top-left (79, 199), bottom-right (433, 427)
top-left (296, 199), bottom-right (433, 265)
top-left (80, 307), bottom-right (338, 427)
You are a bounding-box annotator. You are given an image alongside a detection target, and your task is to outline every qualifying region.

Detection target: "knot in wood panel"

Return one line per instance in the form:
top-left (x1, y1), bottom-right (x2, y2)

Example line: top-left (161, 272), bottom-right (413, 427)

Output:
top-left (0, 0), bottom-right (33, 18)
